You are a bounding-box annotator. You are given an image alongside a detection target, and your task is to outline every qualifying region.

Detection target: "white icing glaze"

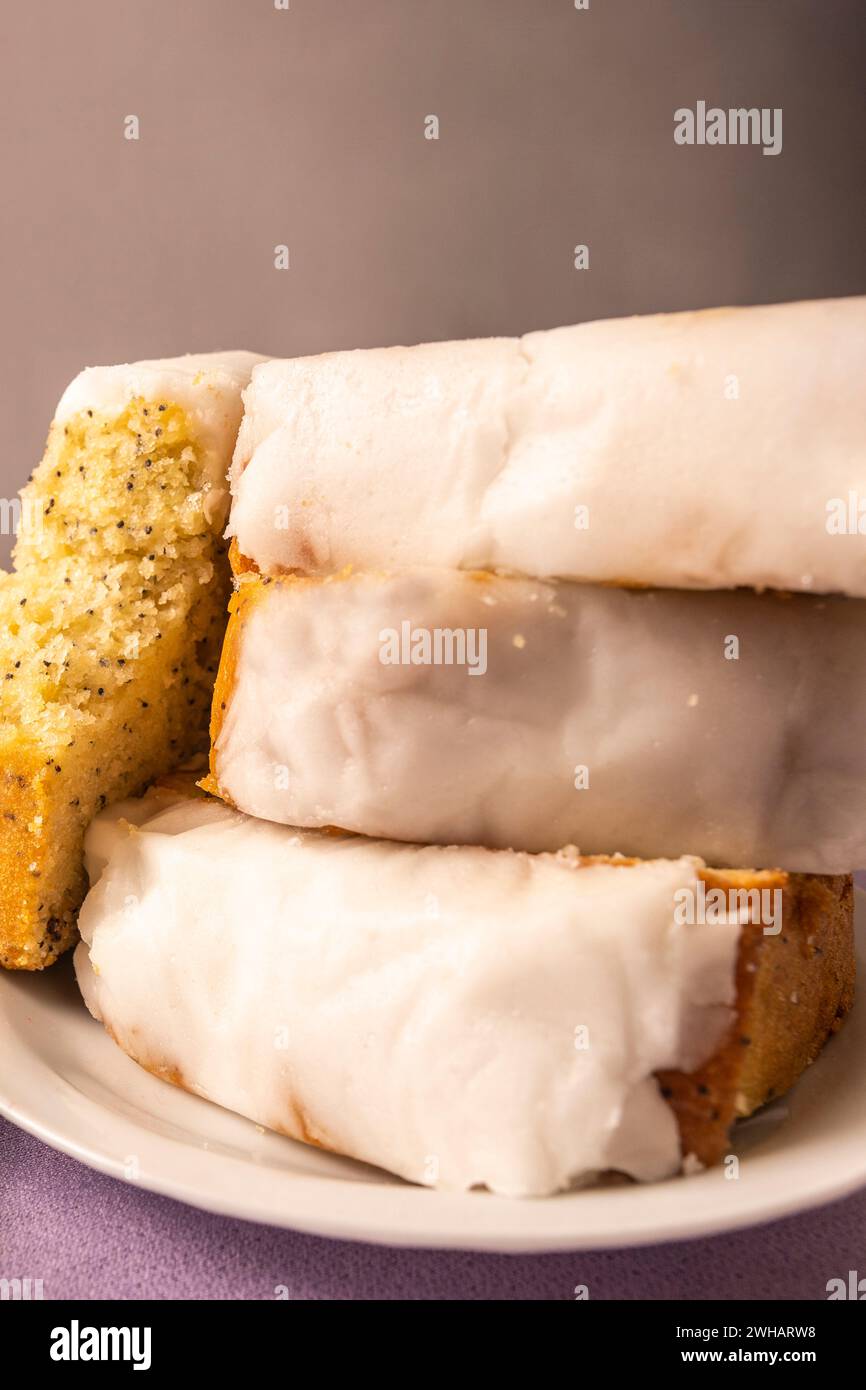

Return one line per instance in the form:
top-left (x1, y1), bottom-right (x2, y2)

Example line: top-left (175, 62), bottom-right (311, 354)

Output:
top-left (228, 297), bottom-right (866, 594)
top-left (212, 569), bottom-right (866, 872)
top-left (55, 351), bottom-right (265, 515)
top-left (75, 790), bottom-right (739, 1196)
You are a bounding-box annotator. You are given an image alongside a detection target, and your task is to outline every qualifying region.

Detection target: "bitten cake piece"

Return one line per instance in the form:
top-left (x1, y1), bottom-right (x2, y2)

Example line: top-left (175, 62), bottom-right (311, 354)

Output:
top-left (205, 568), bottom-right (866, 873)
top-left (75, 785), bottom-right (854, 1197)
top-left (0, 352), bottom-right (262, 969)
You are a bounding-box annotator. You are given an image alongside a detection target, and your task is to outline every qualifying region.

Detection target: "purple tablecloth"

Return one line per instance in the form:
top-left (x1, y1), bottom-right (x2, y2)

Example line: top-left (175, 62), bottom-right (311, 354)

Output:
top-left (2, 1117), bottom-right (864, 1300)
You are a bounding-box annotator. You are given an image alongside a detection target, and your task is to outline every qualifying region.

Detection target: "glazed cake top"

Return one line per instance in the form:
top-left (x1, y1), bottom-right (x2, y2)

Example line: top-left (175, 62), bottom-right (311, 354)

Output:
top-left (77, 786), bottom-right (739, 1196)
top-left (227, 297), bottom-right (866, 595)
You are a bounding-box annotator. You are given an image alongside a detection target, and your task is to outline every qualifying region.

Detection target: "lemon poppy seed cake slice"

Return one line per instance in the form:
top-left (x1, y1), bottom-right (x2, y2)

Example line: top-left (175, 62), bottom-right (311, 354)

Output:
top-left (74, 782), bottom-right (854, 1195)
top-left (0, 351), bottom-right (262, 969)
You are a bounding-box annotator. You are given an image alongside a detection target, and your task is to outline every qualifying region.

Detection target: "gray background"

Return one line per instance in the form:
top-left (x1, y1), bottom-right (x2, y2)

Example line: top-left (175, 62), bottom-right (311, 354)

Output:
top-left (1, 0), bottom-right (864, 566)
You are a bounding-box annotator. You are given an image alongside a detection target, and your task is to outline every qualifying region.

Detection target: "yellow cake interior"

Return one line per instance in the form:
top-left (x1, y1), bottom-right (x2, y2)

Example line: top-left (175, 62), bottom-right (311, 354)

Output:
top-left (0, 399), bottom-right (230, 969)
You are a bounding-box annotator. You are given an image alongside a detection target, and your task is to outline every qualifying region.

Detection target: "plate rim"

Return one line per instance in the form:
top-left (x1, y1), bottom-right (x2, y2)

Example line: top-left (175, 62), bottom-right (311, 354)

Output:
top-left (5, 1090), bottom-right (866, 1253)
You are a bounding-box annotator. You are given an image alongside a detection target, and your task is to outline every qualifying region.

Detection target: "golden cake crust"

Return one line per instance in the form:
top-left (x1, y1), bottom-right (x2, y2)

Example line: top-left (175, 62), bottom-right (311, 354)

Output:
top-left (0, 744), bottom-right (82, 968)
top-left (660, 871), bottom-right (855, 1165)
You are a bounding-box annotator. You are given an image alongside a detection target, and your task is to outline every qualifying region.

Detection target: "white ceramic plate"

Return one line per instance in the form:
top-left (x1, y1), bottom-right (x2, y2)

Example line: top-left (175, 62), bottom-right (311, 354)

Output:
top-left (1, 897), bottom-right (864, 1252)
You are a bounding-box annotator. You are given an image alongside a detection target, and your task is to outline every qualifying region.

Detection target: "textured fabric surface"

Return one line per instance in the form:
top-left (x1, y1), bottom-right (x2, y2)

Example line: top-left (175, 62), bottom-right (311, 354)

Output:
top-left (1, 1118), bottom-right (863, 1301)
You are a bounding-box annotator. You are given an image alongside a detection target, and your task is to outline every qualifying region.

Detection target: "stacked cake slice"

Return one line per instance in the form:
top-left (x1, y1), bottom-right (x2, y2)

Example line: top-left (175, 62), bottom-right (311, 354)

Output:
top-left (76, 782), bottom-right (852, 1197)
top-left (204, 569), bottom-right (866, 870)
top-left (74, 297), bottom-right (864, 1195)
